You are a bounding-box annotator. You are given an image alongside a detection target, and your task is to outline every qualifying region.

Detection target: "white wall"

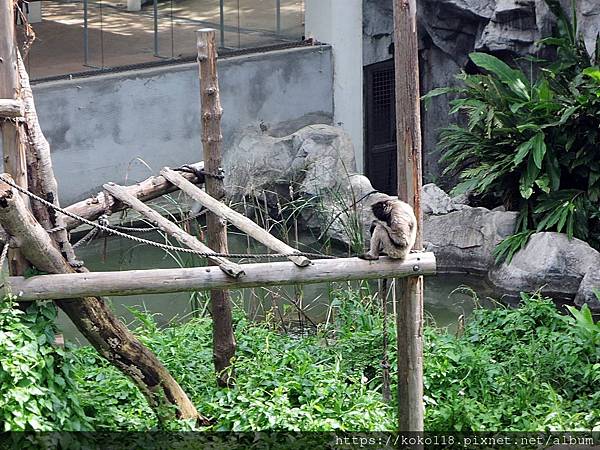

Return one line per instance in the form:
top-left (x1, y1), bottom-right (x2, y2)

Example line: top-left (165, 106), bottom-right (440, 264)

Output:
top-left (305, 0), bottom-right (364, 172)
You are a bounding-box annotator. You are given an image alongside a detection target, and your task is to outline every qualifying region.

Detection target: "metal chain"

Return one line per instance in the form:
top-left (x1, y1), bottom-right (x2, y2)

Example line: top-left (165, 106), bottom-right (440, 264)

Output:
top-left (0, 175), bottom-right (336, 260)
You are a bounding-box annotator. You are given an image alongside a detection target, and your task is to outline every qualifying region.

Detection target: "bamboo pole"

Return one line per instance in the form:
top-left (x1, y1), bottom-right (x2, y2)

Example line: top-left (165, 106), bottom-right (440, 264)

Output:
top-left (161, 168), bottom-right (311, 267)
top-left (61, 162), bottom-right (205, 231)
top-left (0, 0), bottom-right (29, 275)
top-left (394, 0), bottom-right (425, 433)
top-left (103, 182), bottom-right (244, 278)
top-left (197, 28), bottom-right (236, 387)
top-left (0, 174), bottom-right (202, 423)
top-left (8, 253), bottom-right (437, 301)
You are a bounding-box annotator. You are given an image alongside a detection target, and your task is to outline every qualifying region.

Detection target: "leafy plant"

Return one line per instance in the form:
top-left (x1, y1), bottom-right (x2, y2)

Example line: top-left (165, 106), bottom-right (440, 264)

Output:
top-left (0, 297), bottom-right (91, 431)
top-left (63, 291), bottom-right (600, 433)
top-left (424, 0), bottom-right (600, 262)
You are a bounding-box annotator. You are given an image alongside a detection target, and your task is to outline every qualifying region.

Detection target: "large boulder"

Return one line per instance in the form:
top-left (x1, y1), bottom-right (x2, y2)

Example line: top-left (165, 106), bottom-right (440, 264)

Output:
top-left (424, 206), bottom-right (517, 273)
top-left (223, 123), bottom-right (356, 198)
top-left (422, 183), bottom-right (468, 215)
top-left (488, 232), bottom-right (600, 308)
top-left (574, 271), bottom-right (600, 312)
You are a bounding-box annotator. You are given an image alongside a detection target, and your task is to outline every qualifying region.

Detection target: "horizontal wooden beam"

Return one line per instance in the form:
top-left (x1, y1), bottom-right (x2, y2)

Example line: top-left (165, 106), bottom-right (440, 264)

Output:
top-left (0, 99), bottom-right (23, 118)
top-left (161, 168), bottom-right (311, 267)
top-left (62, 162), bottom-right (205, 231)
top-left (8, 253), bottom-right (436, 301)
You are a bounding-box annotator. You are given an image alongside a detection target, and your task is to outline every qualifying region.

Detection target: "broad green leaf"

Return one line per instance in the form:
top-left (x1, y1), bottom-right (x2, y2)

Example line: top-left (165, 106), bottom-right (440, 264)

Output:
top-left (583, 67), bottom-right (600, 83)
top-left (535, 175), bottom-right (551, 194)
top-left (532, 132), bottom-right (547, 169)
top-left (519, 155), bottom-right (540, 199)
top-left (545, 152), bottom-right (561, 191)
top-left (513, 139), bottom-right (533, 167)
top-left (469, 52), bottom-right (530, 100)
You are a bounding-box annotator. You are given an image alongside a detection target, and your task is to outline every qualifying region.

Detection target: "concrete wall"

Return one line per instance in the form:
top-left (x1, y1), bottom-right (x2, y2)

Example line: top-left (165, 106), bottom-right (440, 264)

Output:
top-left (27, 45), bottom-right (333, 205)
top-left (305, 0), bottom-right (364, 171)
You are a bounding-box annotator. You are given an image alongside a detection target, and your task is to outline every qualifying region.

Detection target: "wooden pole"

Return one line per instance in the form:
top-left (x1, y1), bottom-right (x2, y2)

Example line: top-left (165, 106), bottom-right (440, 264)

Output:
top-left (0, 0), bottom-right (29, 275)
top-left (161, 168), bottom-right (311, 267)
top-left (103, 182), bottom-right (245, 278)
top-left (8, 253), bottom-right (437, 300)
top-left (0, 99), bottom-right (23, 118)
top-left (394, 0), bottom-right (425, 433)
top-left (61, 162), bottom-right (205, 231)
top-left (197, 28), bottom-right (236, 387)
top-left (0, 175), bottom-right (202, 423)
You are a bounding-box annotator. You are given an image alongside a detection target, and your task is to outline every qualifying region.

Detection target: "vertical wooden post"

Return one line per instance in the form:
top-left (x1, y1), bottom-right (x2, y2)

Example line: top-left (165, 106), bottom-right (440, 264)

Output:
top-left (0, 0), bottom-right (29, 275)
top-left (197, 28), bottom-right (236, 387)
top-left (393, 0), bottom-right (425, 433)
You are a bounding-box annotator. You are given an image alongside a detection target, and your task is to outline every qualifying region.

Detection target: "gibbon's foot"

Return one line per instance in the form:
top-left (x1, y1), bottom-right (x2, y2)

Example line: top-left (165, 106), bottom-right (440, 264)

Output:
top-left (358, 253), bottom-right (379, 261)
top-left (410, 248), bottom-right (424, 253)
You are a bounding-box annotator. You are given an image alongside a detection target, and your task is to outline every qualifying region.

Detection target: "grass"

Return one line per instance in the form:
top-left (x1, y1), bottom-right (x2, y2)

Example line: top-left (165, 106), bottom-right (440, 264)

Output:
top-left (61, 290), bottom-right (600, 432)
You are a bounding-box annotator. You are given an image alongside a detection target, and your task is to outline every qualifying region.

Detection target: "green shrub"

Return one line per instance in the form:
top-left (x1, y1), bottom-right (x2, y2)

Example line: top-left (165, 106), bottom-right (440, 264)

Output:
top-left (424, 293), bottom-right (600, 431)
top-left (68, 291), bottom-right (599, 432)
top-left (424, 0), bottom-right (600, 260)
top-left (72, 303), bottom-right (394, 431)
top-left (0, 297), bottom-right (90, 431)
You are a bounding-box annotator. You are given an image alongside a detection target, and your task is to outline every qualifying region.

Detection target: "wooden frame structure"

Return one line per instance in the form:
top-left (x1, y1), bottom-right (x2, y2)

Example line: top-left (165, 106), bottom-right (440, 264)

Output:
top-left (1, 13), bottom-right (433, 428)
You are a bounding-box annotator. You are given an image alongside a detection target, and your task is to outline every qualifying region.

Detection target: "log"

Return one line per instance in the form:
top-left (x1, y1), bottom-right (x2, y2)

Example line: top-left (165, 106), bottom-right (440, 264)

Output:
top-left (0, 175), bottom-right (201, 423)
top-left (18, 52), bottom-right (79, 266)
top-left (394, 0), bottom-right (425, 434)
top-left (9, 253), bottom-right (437, 300)
top-left (161, 168), bottom-right (311, 267)
top-left (61, 162), bottom-right (205, 231)
top-left (103, 182), bottom-right (244, 278)
top-left (0, 99), bottom-right (23, 118)
top-left (198, 28), bottom-right (236, 387)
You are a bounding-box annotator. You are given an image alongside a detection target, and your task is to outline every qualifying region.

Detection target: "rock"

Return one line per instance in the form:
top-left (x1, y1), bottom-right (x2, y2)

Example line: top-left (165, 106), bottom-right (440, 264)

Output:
top-left (488, 232), bottom-right (600, 302)
top-left (424, 206), bottom-right (517, 273)
top-left (312, 174), bottom-right (381, 248)
top-left (577, 0), bottom-right (600, 57)
top-left (363, 0), bottom-right (600, 183)
top-left (224, 124), bottom-right (356, 199)
top-left (422, 183), bottom-right (467, 215)
top-left (475, 0), bottom-right (542, 55)
top-left (574, 271), bottom-right (600, 313)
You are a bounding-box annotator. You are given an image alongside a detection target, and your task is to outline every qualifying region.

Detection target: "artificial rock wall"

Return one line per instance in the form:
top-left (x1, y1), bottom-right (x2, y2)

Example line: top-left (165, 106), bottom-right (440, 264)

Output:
top-left (363, 0), bottom-right (600, 185)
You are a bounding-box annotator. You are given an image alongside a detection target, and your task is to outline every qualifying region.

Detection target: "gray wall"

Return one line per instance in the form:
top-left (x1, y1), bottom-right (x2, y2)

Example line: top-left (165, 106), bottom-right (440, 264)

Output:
top-left (30, 45), bottom-right (333, 205)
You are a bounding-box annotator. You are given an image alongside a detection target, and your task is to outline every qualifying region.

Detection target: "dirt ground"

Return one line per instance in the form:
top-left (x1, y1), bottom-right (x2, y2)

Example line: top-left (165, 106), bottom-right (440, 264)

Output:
top-left (22, 0), bottom-right (304, 79)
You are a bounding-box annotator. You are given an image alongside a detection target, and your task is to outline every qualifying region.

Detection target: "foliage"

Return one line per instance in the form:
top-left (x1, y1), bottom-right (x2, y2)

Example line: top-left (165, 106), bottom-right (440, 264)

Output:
top-left (72, 299), bottom-right (394, 431)
top-left (424, 0), bottom-right (600, 261)
top-left (67, 292), bottom-right (600, 432)
top-left (424, 293), bottom-right (600, 431)
top-left (6, 287), bottom-right (597, 432)
top-left (0, 297), bottom-right (90, 431)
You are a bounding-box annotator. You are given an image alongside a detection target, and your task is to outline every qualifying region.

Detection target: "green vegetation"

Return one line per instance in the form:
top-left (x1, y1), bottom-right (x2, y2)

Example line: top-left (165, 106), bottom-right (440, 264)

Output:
top-left (424, 0), bottom-right (600, 261)
top-left (0, 298), bottom-right (90, 431)
top-left (2, 291), bottom-right (598, 432)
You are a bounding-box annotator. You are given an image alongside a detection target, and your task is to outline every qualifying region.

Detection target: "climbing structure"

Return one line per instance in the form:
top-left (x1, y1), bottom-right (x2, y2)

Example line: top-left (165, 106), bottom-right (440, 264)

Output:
top-left (0, 3), bottom-right (434, 428)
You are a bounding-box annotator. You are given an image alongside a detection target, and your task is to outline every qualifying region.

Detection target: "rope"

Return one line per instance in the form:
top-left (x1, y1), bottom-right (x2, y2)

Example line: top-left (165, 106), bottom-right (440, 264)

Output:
top-left (0, 242), bottom-right (9, 270)
top-left (0, 175), bottom-right (335, 260)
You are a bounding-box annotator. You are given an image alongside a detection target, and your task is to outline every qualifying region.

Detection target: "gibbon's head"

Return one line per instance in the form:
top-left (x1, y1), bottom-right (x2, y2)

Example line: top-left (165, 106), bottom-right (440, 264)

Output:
top-left (371, 199), bottom-right (416, 243)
